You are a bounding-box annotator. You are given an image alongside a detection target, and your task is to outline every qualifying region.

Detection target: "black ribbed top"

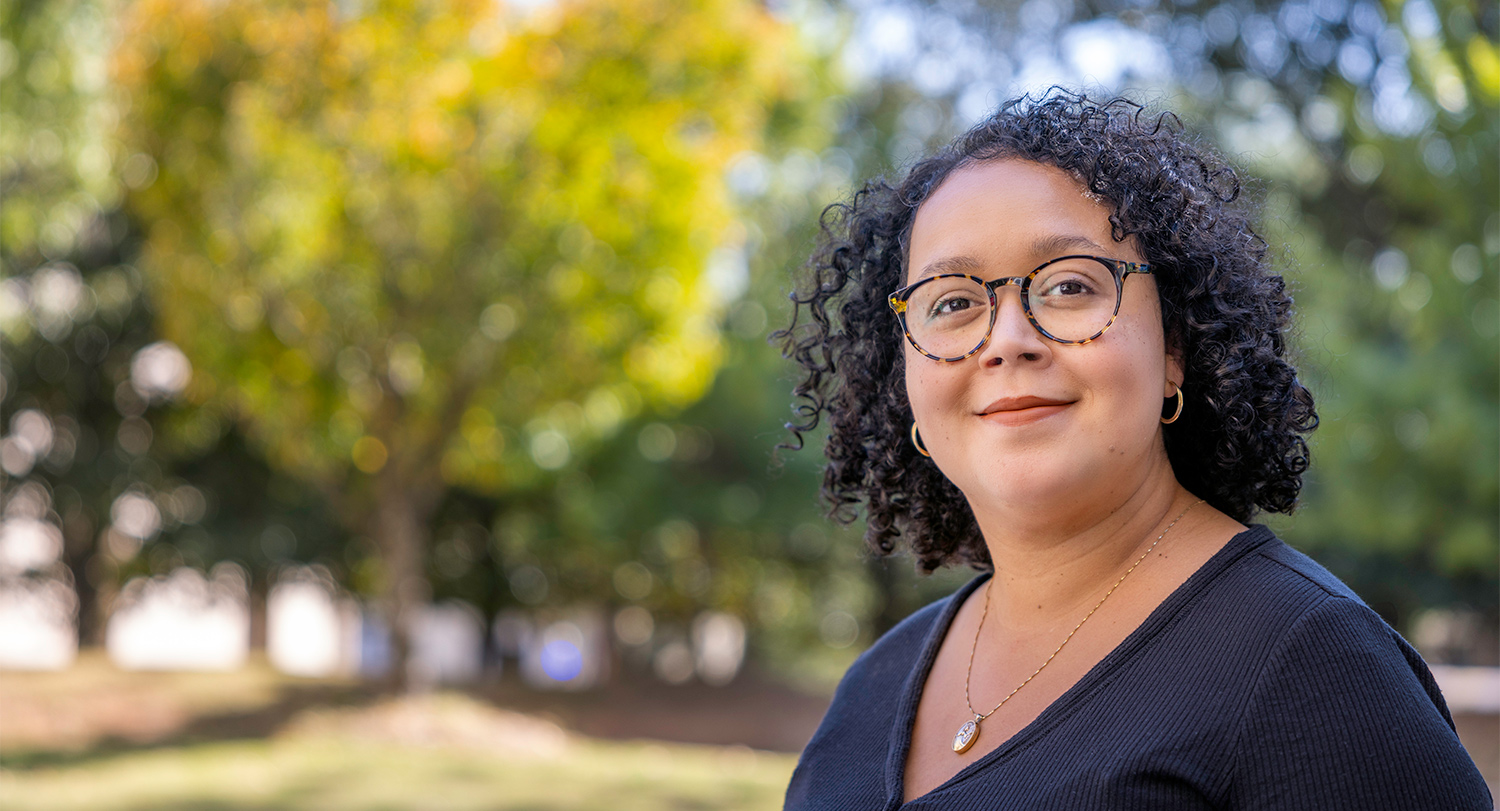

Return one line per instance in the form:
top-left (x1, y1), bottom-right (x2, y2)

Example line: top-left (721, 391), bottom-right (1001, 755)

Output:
top-left (784, 526), bottom-right (1492, 810)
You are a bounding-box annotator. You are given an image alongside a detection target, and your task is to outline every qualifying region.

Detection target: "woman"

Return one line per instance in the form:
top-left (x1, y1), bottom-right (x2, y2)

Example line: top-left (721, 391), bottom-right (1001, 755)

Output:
top-left (778, 92), bottom-right (1490, 809)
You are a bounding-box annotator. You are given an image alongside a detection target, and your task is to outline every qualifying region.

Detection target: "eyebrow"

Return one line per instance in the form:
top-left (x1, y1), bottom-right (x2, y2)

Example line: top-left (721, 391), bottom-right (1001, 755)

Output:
top-left (1030, 233), bottom-right (1111, 258)
top-left (909, 255), bottom-right (983, 282)
top-left (909, 234), bottom-right (1113, 283)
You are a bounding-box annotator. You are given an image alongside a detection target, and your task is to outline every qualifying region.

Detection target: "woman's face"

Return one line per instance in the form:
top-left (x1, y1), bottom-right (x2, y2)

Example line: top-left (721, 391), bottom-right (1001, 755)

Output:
top-left (903, 159), bottom-right (1181, 520)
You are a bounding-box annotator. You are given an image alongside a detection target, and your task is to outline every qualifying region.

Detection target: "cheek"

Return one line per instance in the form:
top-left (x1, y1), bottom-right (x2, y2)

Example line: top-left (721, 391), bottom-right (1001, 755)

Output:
top-left (903, 350), bottom-right (955, 428)
top-left (1096, 324), bottom-right (1169, 423)
top-left (903, 348), bottom-right (930, 418)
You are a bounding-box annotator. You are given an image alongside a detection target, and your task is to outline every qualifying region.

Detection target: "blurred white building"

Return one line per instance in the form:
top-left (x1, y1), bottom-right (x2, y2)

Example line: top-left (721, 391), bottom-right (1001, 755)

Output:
top-left (0, 482), bottom-right (76, 670)
top-left (106, 564), bottom-right (250, 671)
top-left (0, 576), bottom-right (77, 670)
top-left (266, 566), bottom-right (485, 684)
top-left (692, 610), bottom-right (746, 686)
top-left (267, 566), bottom-right (361, 678)
top-left (407, 601), bottom-right (485, 685)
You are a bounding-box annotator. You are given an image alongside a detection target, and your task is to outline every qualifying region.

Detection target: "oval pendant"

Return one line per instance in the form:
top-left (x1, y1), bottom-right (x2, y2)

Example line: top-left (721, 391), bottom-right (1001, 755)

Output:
top-left (952, 718), bottom-right (979, 753)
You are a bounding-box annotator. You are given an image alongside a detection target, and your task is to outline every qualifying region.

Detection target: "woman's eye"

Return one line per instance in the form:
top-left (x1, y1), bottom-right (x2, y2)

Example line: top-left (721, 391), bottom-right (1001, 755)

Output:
top-left (1041, 278), bottom-right (1094, 297)
top-left (932, 296), bottom-right (976, 316)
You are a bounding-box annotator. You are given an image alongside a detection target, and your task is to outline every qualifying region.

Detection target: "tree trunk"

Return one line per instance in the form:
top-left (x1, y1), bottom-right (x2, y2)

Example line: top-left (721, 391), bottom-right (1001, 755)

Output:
top-left (61, 507), bottom-right (101, 646)
top-left (247, 574), bottom-right (268, 650)
top-left (476, 518), bottom-right (504, 679)
top-left (371, 469), bottom-right (439, 691)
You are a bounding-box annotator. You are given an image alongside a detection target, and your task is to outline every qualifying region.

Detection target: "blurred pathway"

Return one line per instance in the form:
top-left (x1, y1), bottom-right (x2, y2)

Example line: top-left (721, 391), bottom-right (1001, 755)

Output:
top-left (476, 667), bottom-right (831, 753)
top-left (0, 649), bottom-right (830, 764)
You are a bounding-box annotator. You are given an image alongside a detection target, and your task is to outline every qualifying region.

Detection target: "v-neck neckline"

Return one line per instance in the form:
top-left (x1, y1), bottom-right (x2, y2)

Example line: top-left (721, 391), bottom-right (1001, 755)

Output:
top-left (882, 524), bottom-right (1277, 808)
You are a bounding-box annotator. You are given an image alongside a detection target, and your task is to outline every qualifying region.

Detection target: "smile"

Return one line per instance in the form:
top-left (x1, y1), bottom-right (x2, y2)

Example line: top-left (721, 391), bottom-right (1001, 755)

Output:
top-left (977, 396), bottom-right (1074, 426)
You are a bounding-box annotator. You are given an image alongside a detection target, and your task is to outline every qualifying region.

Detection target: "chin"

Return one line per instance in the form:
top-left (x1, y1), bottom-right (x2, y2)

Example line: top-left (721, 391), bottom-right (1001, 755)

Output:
top-left (950, 446), bottom-right (1117, 507)
top-left (955, 455), bottom-right (1074, 505)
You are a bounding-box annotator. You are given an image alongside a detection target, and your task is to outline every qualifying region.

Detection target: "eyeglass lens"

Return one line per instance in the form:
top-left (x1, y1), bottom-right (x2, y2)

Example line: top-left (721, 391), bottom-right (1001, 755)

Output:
top-left (902, 257), bottom-right (1120, 356)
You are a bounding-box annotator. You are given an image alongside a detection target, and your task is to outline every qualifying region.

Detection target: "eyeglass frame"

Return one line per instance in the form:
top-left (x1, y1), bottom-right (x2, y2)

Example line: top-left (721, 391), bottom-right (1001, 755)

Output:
top-left (887, 254), bottom-right (1154, 362)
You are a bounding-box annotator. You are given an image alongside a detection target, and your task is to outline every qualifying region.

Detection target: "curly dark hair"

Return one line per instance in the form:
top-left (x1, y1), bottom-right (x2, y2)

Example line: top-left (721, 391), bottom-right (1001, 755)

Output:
top-left (775, 90), bottom-right (1318, 574)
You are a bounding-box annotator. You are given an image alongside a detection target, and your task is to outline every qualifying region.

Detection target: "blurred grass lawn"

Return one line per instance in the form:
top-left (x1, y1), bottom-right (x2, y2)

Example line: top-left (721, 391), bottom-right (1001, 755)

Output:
top-left (0, 653), bottom-right (800, 811)
top-left (0, 733), bottom-right (797, 811)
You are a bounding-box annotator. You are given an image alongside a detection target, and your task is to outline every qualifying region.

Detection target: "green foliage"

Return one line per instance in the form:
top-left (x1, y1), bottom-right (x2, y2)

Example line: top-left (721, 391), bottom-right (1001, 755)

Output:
top-left (1212, 0), bottom-right (1499, 622)
top-left (0, 0), bottom-right (118, 273)
top-left (115, 0), bottom-right (825, 499)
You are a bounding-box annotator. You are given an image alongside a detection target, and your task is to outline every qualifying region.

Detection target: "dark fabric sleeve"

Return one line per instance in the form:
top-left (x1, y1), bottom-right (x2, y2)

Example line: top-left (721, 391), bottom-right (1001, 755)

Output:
top-left (1227, 595), bottom-right (1492, 810)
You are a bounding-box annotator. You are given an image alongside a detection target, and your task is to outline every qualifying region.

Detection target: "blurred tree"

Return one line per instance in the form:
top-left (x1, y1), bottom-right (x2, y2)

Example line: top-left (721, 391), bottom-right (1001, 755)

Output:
top-left (0, 254), bottom-right (146, 646)
top-left (1096, 0), bottom-right (1499, 637)
top-left (113, 0), bottom-right (827, 681)
top-left (0, 0), bottom-right (117, 259)
top-left (1, 0), bottom-right (142, 645)
top-left (1236, 0), bottom-right (1499, 637)
top-left (2, 0), bottom-right (351, 650)
top-left (436, 122), bottom-right (977, 684)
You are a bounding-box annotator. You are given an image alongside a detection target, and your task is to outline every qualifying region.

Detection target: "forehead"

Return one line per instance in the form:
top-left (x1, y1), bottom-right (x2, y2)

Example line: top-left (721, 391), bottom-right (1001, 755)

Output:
top-left (906, 159), bottom-right (1122, 283)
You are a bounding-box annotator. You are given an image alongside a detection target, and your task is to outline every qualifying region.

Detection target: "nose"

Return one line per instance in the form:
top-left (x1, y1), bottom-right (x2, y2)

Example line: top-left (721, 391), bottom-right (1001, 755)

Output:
top-left (976, 281), bottom-right (1050, 366)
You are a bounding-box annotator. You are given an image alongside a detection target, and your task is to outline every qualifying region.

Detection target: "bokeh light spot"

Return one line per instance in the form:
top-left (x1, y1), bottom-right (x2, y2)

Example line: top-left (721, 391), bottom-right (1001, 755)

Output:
top-left (352, 437), bottom-right (388, 473)
top-left (539, 639), bottom-right (583, 682)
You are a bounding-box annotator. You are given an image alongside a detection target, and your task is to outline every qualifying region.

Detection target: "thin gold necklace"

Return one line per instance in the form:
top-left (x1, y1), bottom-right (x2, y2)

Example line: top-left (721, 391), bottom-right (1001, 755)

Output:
top-left (951, 499), bottom-right (1204, 755)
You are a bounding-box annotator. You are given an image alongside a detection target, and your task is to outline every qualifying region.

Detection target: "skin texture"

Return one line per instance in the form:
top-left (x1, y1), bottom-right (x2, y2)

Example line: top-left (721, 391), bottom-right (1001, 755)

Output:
top-left (898, 160), bottom-right (1246, 802)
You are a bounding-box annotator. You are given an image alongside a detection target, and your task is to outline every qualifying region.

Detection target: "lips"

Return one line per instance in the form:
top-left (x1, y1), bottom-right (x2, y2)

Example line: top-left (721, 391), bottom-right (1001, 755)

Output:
top-left (979, 396), bottom-right (1074, 415)
top-left (977, 396), bottom-right (1074, 426)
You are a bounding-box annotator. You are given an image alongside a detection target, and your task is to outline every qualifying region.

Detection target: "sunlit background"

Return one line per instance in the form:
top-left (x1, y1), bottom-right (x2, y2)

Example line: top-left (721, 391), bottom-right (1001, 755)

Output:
top-left (1, 0), bottom-right (1496, 807)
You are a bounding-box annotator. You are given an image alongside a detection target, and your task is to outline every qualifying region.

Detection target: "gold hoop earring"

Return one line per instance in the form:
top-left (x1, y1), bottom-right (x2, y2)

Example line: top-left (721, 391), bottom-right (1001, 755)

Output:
top-left (911, 423), bottom-right (931, 457)
top-left (1162, 383), bottom-right (1184, 424)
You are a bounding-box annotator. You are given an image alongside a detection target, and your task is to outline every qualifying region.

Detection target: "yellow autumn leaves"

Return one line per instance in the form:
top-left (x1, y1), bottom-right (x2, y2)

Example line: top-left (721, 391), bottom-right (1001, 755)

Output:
top-left (113, 0), bottom-right (827, 491)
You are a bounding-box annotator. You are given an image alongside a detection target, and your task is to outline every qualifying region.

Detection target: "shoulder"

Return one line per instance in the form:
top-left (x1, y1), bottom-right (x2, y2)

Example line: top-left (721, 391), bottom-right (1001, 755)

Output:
top-left (1226, 529), bottom-right (1449, 728)
top-left (1181, 526), bottom-right (1380, 649)
top-left (1246, 529), bottom-right (1366, 601)
top-left (1222, 531), bottom-right (1492, 809)
top-left (1203, 524), bottom-right (1366, 608)
top-left (1231, 531), bottom-right (1435, 688)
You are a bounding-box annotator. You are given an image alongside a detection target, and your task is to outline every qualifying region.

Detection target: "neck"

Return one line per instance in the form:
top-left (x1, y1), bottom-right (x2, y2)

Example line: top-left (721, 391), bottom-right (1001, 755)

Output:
top-left (969, 463), bottom-right (1196, 633)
